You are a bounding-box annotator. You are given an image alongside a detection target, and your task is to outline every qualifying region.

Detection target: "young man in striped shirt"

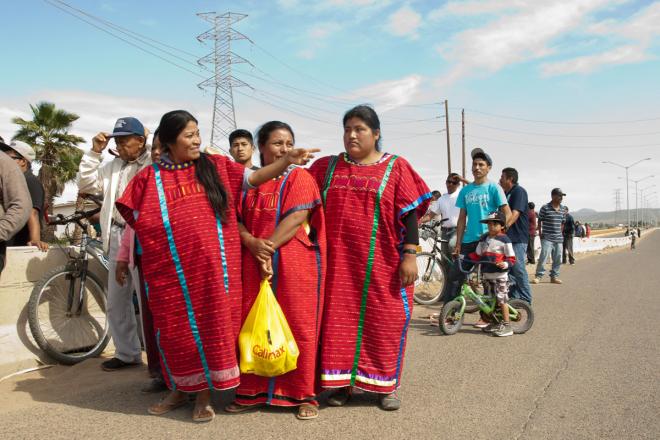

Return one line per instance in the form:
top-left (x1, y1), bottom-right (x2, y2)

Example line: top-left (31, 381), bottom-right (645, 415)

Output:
top-left (532, 188), bottom-right (567, 284)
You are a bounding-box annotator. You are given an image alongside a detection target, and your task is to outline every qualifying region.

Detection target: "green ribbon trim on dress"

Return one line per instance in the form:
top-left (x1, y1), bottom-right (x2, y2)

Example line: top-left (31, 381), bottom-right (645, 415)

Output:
top-left (321, 155), bottom-right (339, 205)
top-left (350, 155), bottom-right (398, 386)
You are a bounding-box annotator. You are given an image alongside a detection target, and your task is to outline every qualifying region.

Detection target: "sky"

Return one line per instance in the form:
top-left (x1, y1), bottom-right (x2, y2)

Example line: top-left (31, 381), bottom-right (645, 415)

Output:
top-left (2, 0), bottom-right (660, 212)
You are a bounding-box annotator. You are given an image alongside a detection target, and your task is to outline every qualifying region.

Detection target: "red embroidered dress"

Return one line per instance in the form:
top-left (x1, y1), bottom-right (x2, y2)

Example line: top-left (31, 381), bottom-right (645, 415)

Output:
top-left (308, 153), bottom-right (431, 394)
top-left (116, 155), bottom-right (245, 393)
top-left (235, 166), bottom-right (326, 407)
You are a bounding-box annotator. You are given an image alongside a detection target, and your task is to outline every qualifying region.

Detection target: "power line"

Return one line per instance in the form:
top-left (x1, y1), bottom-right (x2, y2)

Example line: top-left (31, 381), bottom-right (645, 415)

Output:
top-left (456, 107), bottom-right (660, 125)
top-left (467, 134), bottom-right (659, 149)
top-left (43, 0), bottom-right (207, 79)
top-left (469, 121), bottom-right (660, 138)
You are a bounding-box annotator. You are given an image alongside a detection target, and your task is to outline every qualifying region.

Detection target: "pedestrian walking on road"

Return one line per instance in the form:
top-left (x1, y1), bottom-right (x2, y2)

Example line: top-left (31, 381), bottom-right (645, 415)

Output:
top-left (499, 167), bottom-right (532, 304)
top-left (562, 207), bottom-right (576, 265)
top-left (532, 188), bottom-right (566, 285)
top-left (308, 105), bottom-right (431, 411)
top-left (630, 228), bottom-right (637, 250)
top-left (527, 202), bottom-right (537, 264)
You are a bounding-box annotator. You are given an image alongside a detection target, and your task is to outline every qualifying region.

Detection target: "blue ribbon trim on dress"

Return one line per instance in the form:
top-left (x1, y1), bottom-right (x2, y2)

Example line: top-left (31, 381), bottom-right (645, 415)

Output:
top-left (153, 164), bottom-right (213, 389)
top-left (279, 199), bottom-right (321, 222)
top-left (215, 214), bottom-right (230, 295)
top-left (156, 329), bottom-right (176, 391)
top-left (394, 287), bottom-right (411, 387)
top-left (399, 192), bottom-right (434, 218)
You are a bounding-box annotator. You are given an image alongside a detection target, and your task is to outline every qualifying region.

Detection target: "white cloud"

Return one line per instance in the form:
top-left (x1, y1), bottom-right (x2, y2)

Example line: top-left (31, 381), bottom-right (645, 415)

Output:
top-left (435, 0), bottom-right (619, 85)
top-left (541, 44), bottom-right (652, 76)
top-left (296, 21), bottom-right (342, 59)
top-left (345, 74), bottom-right (423, 112)
top-left (387, 5), bottom-right (422, 39)
top-left (429, 0), bottom-right (529, 20)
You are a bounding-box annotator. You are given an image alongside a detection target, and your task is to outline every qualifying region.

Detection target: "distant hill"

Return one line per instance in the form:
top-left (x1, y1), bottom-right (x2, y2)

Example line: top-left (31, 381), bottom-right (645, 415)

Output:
top-left (571, 208), bottom-right (660, 227)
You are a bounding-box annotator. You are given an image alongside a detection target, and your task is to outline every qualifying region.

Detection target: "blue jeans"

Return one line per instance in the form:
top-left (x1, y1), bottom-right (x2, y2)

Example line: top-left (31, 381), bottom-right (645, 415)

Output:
top-left (509, 242), bottom-right (532, 304)
top-left (535, 239), bottom-right (563, 279)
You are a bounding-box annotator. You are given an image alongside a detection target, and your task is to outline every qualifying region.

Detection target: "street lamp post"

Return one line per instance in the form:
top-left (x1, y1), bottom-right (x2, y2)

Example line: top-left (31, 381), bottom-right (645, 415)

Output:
top-left (639, 184), bottom-right (656, 227)
top-left (602, 158), bottom-right (652, 229)
top-left (631, 175), bottom-right (654, 226)
top-left (643, 192), bottom-right (658, 227)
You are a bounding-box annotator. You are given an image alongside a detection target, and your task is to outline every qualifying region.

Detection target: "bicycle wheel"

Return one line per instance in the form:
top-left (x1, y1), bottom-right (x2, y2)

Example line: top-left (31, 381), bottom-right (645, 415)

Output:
top-left (413, 252), bottom-right (447, 305)
top-left (439, 300), bottom-right (464, 335)
top-left (28, 265), bottom-right (110, 365)
top-left (508, 299), bottom-right (534, 334)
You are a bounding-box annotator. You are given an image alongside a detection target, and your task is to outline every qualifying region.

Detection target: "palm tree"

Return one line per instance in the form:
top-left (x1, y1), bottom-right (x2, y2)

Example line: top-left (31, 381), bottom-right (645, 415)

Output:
top-left (12, 102), bottom-right (85, 240)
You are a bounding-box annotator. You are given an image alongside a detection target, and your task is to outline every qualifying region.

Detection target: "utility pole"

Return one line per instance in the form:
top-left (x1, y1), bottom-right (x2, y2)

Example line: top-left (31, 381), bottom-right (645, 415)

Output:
top-left (444, 100), bottom-right (451, 174)
top-left (197, 12), bottom-right (252, 152)
top-left (461, 109), bottom-right (466, 178)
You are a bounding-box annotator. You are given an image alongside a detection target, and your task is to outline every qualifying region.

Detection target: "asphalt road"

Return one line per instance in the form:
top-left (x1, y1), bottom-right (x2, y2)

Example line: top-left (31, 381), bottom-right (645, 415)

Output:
top-left (1, 231), bottom-right (658, 440)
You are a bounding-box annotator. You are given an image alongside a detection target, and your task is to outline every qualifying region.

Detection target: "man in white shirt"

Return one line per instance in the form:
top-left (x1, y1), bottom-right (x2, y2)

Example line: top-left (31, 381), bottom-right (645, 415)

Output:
top-left (78, 117), bottom-right (151, 371)
top-left (419, 173), bottom-right (463, 259)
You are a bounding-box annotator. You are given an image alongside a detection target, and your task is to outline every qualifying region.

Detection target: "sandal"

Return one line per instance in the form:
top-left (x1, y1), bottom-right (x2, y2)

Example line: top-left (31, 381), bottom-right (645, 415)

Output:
top-left (327, 387), bottom-right (351, 407)
top-left (224, 402), bottom-right (263, 414)
top-left (147, 393), bottom-right (188, 416)
top-left (192, 404), bottom-right (215, 423)
top-left (296, 403), bottom-right (319, 420)
top-left (379, 391), bottom-right (401, 411)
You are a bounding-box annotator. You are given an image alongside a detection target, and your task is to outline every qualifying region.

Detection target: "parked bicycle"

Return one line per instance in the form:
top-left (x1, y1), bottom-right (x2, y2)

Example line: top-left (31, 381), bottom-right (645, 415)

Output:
top-left (439, 256), bottom-right (534, 336)
top-left (414, 222), bottom-right (479, 314)
top-left (28, 196), bottom-right (110, 364)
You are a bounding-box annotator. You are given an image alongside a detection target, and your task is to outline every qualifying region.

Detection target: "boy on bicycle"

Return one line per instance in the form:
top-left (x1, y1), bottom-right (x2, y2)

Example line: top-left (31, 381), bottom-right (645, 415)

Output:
top-left (468, 211), bottom-right (516, 337)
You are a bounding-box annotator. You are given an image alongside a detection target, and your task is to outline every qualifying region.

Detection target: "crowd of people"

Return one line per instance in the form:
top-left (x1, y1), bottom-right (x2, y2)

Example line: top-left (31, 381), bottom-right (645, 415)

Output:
top-left (0, 103), bottom-right (627, 423)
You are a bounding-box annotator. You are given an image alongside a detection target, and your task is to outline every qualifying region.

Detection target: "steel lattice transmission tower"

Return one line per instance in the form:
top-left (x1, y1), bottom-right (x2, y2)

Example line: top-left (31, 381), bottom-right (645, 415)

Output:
top-left (197, 12), bottom-right (253, 151)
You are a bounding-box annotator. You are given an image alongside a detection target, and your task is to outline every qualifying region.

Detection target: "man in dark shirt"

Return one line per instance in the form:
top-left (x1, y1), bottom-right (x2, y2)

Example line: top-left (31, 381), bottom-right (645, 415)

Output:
top-left (562, 207), bottom-right (575, 265)
top-left (527, 202), bottom-right (537, 264)
top-left (0, 140), bottom-right (48, 251)
top-left (499, 167), bottom-right (532, 304)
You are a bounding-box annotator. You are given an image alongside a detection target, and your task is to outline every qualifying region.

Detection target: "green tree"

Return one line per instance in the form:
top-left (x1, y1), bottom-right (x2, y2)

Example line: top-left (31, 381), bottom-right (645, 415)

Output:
top-left (12, 102), bottom-right (85, 240)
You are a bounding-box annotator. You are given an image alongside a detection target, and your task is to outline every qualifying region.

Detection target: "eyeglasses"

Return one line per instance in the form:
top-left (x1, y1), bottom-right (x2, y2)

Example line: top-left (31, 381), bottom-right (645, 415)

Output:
top-left (446, 180), bottom-right (459, 185)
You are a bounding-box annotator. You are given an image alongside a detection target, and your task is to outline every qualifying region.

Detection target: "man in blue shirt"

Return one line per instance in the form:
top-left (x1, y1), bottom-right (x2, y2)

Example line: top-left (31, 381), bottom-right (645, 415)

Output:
top-left (499, 167), bottom-right (532, 304)
top-left (442, 148), bottom-right (511, 306)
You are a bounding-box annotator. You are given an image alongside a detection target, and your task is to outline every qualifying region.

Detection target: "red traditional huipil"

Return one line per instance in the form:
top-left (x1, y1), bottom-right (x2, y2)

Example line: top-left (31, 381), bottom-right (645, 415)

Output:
top-left (116, 155), bottom-right (245, 393)
top-left (308, 153), bottom-right (431, 394)
top-left (235, 166), bottom-right (326, 407)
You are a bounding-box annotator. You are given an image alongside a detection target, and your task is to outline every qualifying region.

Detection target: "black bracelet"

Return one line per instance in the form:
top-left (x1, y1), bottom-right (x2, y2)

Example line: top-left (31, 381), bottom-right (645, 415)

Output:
top-left (402, 249), bottom-right (416, 255)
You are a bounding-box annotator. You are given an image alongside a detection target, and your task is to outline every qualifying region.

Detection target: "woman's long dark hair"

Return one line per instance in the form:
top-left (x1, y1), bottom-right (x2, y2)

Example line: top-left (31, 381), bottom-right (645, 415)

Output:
top-left (158, 110), bottom-right (229, 220)
top-left (256, 120), bottom-right (295, 167)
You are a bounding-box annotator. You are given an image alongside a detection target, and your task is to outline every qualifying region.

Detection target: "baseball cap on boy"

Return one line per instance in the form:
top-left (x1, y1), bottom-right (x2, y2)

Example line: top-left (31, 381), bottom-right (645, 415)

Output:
top-left (551, 188), bottom-right (566, 196)
top-left (107, 117), bottom-right (145, 138)
top-left (479, 211), bottom-right (506, 225)
top-left (471, 148), bottom-right (492, 166)
top-left (0, 140), bottom-right (36, 162)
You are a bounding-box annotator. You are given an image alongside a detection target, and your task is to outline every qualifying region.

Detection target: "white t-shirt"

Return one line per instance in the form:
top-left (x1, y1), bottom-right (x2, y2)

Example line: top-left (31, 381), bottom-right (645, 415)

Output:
top-left (431, 190), bottom-right (460, 227)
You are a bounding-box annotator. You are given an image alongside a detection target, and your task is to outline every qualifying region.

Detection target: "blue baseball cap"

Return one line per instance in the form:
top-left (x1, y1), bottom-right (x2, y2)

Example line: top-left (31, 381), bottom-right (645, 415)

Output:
top-left (108, 117), bottom-right (145, 138)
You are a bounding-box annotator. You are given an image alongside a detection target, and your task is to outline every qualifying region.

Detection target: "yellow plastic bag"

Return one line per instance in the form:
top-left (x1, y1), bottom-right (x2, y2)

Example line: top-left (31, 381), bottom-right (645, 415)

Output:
top-left (239, 279), bottom-right (299, 377)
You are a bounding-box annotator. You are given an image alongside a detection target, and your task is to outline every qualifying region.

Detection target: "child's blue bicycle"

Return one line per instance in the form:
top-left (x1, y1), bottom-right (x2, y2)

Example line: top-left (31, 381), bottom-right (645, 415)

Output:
top-left (439, 256), bottom-right (534, 336)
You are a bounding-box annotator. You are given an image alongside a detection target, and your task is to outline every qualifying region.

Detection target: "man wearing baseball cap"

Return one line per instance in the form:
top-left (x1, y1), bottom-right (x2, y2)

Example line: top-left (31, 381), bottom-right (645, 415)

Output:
top-left (0, 138), bottom-right (31, 275)
top-left (0, 139), bottom-right (48, 251)
top-left (532, 188), bottom-right (567, 284)
top-left (78, 117), bottom-right (151, 371)
top-left (442, 148), bottom-right (512, 315)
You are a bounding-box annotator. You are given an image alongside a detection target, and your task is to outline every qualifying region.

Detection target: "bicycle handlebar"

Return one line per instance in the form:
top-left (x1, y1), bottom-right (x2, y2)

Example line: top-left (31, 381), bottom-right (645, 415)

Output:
top-left (47, 207), bottom-right (101, 226)
top-left (454, 255), bottom-right (504, 274)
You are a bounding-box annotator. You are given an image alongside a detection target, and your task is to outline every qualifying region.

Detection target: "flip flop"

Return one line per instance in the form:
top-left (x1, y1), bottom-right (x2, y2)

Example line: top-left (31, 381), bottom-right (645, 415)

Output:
top-left (296, 403), bottom-right (319, 420)
top-left (192, 404), bottom-right (215, 423)
top-left (148, 396), bottom-right (188, 416)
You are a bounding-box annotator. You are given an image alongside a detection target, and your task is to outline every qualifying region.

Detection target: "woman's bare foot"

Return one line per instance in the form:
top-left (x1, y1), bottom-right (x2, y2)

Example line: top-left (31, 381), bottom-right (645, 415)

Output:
top-left (192, 390), bottom-right (215, 423)
top-left (147, 390), bottom-right (188, 415)
top-left (296, 403), bottom-right (319, 420)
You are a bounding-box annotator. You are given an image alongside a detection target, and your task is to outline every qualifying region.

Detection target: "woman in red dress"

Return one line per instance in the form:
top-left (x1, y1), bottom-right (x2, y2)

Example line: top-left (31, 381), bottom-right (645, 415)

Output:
top-left (308, 105), bottom-right (431, 411)
top-left (116, 111), bottom-right (317, 422)
top-left (225, 121), bottom-right (326, 420)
